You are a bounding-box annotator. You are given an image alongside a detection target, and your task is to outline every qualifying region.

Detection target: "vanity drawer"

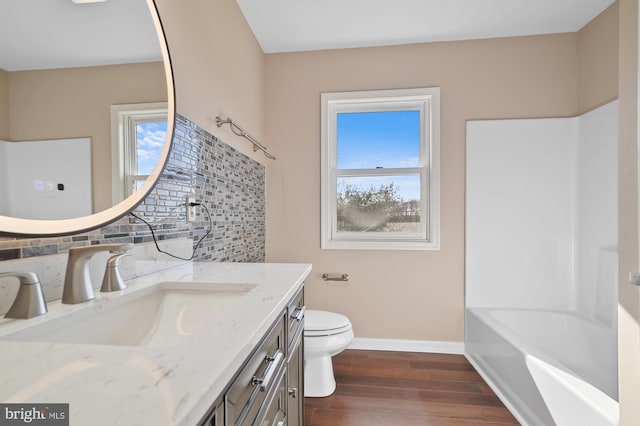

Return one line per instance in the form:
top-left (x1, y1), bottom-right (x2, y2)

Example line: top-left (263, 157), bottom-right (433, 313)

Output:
top-left (286, 285), bottom-right (305, 350)
top-left (226, 313), bottom-right (286, 426)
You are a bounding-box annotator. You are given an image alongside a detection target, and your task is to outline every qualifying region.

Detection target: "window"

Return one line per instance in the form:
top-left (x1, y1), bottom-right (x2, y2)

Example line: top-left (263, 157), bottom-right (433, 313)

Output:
top-left (321, 88), bottom-right (440, 250)
top-left (111, 103), bottom-right (168, 203)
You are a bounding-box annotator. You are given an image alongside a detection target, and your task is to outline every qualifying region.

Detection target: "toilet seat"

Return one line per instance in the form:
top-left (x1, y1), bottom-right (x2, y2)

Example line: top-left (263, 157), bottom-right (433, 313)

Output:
top-left (305, 310), bottom-right (352, 337)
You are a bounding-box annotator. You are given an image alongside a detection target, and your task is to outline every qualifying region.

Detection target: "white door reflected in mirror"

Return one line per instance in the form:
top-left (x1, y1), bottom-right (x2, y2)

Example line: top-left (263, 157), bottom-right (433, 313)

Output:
top-left (0, 138), bottom-right (92, 220)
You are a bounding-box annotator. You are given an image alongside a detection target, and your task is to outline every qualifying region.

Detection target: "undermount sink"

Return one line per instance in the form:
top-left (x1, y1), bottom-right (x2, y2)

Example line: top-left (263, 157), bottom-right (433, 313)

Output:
top-left (1, 281), bottom-right (256, 348)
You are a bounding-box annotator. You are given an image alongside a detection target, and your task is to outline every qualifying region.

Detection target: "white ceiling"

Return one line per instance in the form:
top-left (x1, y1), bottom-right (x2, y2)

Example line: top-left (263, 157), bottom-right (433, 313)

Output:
top-left (0, 0), bottom-right (616, 72)
top-left (0, 0), bottom-right (161, 72)
top-left (236, 0), bottom-right (616, 53)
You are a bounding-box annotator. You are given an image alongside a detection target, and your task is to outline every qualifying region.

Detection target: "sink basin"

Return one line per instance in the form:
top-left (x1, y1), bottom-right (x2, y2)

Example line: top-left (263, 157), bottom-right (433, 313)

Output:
top-left (1, 281), bottom-right (256, 347)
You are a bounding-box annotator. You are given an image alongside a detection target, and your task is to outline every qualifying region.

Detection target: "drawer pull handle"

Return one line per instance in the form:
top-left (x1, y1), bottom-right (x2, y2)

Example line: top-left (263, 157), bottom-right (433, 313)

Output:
top-left (290, 305), bottom-right (306, 322)
top-left (251, 350), bottom-right (283, 392)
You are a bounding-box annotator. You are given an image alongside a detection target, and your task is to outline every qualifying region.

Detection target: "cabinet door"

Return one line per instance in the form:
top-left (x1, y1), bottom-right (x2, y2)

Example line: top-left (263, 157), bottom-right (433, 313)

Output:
top-left (287, 331), bottom-right (304, 426)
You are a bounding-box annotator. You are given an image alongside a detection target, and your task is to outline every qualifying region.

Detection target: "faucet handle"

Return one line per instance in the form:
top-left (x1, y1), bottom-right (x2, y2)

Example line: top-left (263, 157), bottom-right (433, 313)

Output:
top-left (0, 272), bottom-right (47, 319)
top-left (67, 243), bottom-right (133, 257)
top-left (107, 243), bottom-right (133, 254)
top-left (100, 253), bottom-right (130, 293)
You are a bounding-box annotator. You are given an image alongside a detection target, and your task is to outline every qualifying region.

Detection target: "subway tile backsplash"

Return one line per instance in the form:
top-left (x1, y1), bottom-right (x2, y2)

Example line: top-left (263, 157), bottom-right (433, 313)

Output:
top-left (0, 114), bottom-right (265, 312)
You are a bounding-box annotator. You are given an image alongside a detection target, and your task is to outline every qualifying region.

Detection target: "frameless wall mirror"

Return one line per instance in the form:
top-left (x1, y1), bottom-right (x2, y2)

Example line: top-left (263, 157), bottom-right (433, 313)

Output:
top-left (0, 0), bottom-right (174, 236)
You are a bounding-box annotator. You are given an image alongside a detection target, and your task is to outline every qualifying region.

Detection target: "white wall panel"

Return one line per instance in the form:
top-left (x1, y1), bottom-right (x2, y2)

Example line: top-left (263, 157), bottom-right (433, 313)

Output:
top-left (3, 138), bottom-right (92, 220)
top-left (575, 100), bottom-right (618, 325)
top-left (0, 141), bottom-right (8, 216)
top-left (466, 117), bottom-right (578, 309)
top-left (466, 101), bottom-right (618, 319)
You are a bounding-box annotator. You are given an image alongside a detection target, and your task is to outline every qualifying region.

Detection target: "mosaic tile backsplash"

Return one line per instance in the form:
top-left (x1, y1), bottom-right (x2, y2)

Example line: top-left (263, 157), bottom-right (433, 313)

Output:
top-left (0, 114), bottom-right (265, 314)
top-left (0, 113), bottom-right (265, 263)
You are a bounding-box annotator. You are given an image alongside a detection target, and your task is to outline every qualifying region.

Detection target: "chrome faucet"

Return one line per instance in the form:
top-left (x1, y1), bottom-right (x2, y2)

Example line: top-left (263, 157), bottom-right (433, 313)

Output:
top-left (62, 243), bottom-right (133, 304)
top-left (0, 272), bottom-right (47, 319)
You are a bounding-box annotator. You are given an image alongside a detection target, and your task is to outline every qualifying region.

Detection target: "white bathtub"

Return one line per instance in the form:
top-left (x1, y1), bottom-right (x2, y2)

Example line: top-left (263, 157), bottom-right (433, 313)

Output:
top-left (465, 308), bottom-right (618, 426)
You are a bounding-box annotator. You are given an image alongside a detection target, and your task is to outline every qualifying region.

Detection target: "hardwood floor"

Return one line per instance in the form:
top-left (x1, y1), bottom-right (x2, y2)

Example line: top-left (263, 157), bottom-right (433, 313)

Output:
top-left (304, 350), bottom-right (519, 425)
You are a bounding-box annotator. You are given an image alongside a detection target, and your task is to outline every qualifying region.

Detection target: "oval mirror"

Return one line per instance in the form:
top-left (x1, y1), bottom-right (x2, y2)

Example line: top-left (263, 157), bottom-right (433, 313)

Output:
top-left (0, 0), bottom-right (174, 236)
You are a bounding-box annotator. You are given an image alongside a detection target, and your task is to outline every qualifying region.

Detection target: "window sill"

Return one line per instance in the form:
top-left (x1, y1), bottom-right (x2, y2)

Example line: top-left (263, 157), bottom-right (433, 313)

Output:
top-left (321, 239), bottom-right (440, 251)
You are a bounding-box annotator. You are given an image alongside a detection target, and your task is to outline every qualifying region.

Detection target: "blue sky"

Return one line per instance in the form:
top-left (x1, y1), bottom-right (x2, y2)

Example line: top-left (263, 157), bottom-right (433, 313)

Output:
top-left (136, 121), bottom-right (167, 175)
top-left (337, 110), bottom-right (420, 169)
top-left (336, 110), bottom-right (421, 201)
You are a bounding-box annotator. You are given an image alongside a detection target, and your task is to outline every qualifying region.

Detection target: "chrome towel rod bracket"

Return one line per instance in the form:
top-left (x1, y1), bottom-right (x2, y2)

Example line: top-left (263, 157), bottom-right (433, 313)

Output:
top-left (215, 116), bottom-right (276, 160)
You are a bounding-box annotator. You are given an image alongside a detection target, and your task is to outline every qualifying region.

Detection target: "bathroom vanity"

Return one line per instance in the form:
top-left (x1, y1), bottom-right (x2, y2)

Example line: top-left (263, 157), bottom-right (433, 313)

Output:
top-left (0, 262), bottom-right (311, 426)
top-left (202, 284), bottom-right (305, 425)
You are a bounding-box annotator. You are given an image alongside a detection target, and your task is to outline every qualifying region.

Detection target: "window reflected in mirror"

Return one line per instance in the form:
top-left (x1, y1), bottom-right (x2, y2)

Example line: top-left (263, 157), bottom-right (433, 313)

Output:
top-left (111, 103), bottom-right (168, 203)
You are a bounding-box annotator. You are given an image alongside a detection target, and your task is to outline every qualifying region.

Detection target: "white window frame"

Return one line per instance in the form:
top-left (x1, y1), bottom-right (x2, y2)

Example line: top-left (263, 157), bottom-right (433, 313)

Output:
top-left (321, 87), bottom-right (440, 250)
top-left (110, 102), bottom-right (168, 204)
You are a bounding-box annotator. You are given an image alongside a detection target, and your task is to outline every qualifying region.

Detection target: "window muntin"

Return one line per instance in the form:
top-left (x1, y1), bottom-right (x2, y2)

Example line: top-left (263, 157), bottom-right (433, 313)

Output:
top-left (321, 88), bottom-right (440, 250)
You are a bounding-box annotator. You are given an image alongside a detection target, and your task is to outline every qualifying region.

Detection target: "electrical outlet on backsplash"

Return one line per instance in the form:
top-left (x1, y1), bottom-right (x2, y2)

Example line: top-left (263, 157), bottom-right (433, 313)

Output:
top-left (0, 114), bottom-right (266, 315)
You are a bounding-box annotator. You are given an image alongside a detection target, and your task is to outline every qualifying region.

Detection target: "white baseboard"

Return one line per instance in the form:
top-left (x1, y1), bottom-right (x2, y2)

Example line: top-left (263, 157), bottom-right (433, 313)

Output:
top-left (348, 337), bottom-right (464, 355)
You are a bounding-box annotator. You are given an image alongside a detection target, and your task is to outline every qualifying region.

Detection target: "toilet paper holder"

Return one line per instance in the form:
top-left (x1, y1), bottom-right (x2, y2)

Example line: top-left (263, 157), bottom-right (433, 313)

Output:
top-left (322, 273), bottom-right (349, 282)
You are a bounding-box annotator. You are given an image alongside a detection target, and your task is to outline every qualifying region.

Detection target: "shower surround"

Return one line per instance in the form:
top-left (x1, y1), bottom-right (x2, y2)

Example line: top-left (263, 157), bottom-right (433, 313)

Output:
top-left (465, 101), bottom-right (618, 425)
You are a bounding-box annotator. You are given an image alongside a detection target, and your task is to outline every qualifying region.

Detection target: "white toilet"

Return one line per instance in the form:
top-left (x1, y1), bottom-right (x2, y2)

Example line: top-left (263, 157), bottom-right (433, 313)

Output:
top-left (304, 309), bottom-right (354, 397)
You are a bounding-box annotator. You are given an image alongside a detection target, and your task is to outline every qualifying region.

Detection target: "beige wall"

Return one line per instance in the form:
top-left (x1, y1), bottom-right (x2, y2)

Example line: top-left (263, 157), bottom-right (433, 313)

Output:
top-left (578, 1), bottom-right (620, 113)
top-left (153, 0), bottom-right (623, 351)
top-left (7, 62), bottom-right (166, 212)
top-left (265, 34), bottom-right (580, 341)
top-left (0, 69), bottom-right (8, 140)
top-left (617, 0), bottom-right (640, 423)
top-left (153, 0), bottom-right (266, 166)
top-left (135, 0), bottom-right (637, 417)
top-left (149, 0), bottom-right (619, 342)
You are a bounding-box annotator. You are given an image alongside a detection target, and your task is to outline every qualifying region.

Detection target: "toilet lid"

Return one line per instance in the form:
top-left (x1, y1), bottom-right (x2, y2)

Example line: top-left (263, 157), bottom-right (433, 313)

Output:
top-left (305, 310), bottom-right (352, 336)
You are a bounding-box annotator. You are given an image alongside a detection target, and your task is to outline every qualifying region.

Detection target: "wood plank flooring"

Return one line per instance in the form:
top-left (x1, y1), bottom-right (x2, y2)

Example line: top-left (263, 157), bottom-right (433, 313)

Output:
top-left (304, 350), bottom-right (519, 425)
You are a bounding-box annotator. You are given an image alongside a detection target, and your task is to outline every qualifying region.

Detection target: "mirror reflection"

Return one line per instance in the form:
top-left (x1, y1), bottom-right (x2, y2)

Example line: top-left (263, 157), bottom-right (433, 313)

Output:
top-left (0, 0), bottom-right (169, 220)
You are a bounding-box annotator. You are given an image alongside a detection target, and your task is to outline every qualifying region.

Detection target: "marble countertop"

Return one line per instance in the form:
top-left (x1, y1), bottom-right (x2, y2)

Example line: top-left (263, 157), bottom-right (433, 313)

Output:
top-left (0, 262), bottom-right (312, 426)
